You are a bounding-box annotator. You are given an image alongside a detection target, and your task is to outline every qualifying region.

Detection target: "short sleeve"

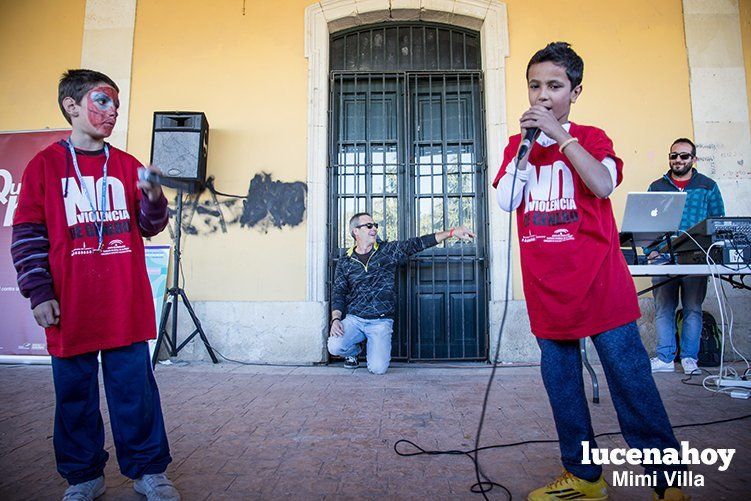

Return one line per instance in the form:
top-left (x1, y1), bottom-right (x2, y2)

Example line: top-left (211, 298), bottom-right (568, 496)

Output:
top-left (13, 153), bottom-right (47, 225)
top-left (492, 136), bottom-right (521, 188)
top-left (583, 127), bottom-right (624, 188)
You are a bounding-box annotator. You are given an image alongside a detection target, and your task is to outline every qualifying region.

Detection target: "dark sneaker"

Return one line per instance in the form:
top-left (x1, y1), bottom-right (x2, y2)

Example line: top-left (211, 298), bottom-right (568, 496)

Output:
top-left (344, 356), bottom-right (359, 369)
top-left (133, 473), bottom-right (180, 501)
top-left (63, 476), bottom-right (106, 501)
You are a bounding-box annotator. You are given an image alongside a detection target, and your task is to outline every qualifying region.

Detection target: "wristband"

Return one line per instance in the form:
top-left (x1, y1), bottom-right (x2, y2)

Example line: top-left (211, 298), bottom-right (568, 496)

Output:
top-left (330, 317), bottom-right (341, 325)
top-left (449, 228), bottom-right (455, 238)
top-left (559, 137), bottom-right (579, 153)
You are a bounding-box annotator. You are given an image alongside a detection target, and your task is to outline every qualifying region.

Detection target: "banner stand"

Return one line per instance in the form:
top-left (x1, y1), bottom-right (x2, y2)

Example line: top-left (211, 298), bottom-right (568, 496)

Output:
top-left (1, 129), bottom-right (71, 362)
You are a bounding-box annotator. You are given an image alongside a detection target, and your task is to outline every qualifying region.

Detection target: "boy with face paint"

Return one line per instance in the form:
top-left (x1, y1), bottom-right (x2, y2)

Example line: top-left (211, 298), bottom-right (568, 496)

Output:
top-left (493, 43), bottom-right (688, 501)
top-left (11, 69), bottom-right (180, 500)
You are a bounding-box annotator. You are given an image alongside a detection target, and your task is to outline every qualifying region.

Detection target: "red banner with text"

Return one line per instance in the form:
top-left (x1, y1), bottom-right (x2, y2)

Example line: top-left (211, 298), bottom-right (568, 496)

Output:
top-left (1, 129), bottom-right (70, 356)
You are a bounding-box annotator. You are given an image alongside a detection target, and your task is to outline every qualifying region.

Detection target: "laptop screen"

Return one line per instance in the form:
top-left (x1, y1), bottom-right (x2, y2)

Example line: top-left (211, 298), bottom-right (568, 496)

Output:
top-left (620, 192), bottom-right (687, 239)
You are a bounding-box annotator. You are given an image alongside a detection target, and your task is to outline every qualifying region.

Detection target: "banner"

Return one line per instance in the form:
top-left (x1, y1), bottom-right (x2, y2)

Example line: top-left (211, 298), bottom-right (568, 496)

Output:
top-left (0, 130), bottom-right (71, 357)
top-left (1, 131), bottom-right (172, 361)
top-left (145, 245), bottom-right (171, 359)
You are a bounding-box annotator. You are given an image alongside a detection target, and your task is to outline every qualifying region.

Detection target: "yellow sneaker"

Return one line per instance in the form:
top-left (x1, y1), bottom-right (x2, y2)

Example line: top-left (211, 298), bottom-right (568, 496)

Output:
top-left (653, 487), bottom-right (691, 500)
top-left (527, 470), bottom-right (609, 501)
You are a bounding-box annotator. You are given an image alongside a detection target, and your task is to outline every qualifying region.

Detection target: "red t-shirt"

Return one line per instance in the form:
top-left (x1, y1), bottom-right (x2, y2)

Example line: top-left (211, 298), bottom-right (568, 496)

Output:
top-left (14, 141), bottom-right (157, 357)
top-left (492, 123), bottom-right (640, 339)
top-left (671, 176), bottom-right (690, 191)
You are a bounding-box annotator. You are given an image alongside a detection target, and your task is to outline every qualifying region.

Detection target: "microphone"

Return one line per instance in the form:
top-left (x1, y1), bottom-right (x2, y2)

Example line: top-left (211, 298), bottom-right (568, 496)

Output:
top-left (138, 167), bottom-right (200, 192)
top-left (516, 127), bottom-right (539, 163)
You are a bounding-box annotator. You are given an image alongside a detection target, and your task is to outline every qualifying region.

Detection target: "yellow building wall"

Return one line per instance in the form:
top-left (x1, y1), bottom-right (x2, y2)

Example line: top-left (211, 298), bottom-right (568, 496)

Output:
top-left (128, 0), bottom-right (311, 301)
top-left (502, 0), bottom-right (694, 298)
top-left (0, 0), bottom-right (85, 131)
top-left (0, 0), bottom-right (709, 303)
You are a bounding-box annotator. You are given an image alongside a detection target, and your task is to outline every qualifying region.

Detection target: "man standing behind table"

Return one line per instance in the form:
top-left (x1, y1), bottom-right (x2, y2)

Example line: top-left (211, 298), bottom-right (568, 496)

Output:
top-left (647, 137), bottom-right (725, 375)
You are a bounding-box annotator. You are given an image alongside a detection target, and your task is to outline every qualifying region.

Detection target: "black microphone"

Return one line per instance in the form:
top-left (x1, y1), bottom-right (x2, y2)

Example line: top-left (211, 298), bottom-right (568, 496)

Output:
top-left (138, 167), bottom-right (200, 192)
top-left (516, 127), bottom-right (539, 163)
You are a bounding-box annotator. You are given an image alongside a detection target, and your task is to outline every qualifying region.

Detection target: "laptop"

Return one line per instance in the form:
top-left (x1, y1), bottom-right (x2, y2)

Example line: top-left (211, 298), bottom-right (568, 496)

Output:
top-left (620, 192), bottom-right (687, 246)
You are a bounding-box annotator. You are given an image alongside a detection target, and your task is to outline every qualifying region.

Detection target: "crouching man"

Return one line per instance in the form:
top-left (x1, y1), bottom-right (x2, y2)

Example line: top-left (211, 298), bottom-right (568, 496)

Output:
top-left (328, 212), bottom-right (474, 374)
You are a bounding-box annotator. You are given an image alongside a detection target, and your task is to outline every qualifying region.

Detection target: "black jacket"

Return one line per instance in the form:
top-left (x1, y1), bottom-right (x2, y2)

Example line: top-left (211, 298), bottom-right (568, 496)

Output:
top-left (331, 234), bottom-right (438, 319)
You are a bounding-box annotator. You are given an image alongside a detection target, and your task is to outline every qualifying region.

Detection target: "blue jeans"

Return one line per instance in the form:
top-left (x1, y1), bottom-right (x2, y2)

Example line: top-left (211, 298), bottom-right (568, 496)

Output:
top-left (652, 276), bottom-right (707, 362)
top-left (537, 322), bottom-right (683, 488)
top-left (327, 315), bottom-right (394, 374)
top-left (51, 342), bottom-right (172, 484)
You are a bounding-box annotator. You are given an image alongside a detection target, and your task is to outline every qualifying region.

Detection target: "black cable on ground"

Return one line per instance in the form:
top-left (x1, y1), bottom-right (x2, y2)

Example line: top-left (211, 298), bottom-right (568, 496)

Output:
top-left (157, 339), bottom-right (313, 368)
top-left (394, 413), bottom-right (751, 498)
top-left (680, 369), bottom-right (711, 387)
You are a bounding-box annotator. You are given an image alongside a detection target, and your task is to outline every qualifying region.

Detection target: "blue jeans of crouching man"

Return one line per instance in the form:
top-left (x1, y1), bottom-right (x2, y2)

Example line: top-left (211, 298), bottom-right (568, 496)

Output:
top-left (537, 322), bottom-right (684, 489)
top-left (327, 315), bottom-right (394, 374)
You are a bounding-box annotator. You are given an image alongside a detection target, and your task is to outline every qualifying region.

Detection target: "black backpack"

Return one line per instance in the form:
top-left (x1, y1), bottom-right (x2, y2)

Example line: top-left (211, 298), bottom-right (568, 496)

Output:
top-left (674, 309), bottom-right (722, 367)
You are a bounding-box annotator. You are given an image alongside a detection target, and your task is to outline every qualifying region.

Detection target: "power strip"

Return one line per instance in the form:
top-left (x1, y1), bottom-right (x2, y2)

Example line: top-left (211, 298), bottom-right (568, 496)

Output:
top-left (717, 378), bottom-right (751, 389)
top-left (730, 389), bottom-right (751, 399)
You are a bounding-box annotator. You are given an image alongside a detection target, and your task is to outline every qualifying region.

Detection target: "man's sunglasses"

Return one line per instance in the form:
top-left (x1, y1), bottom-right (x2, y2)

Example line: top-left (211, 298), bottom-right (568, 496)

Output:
top-left (356, 222), bottom-right (379, 229)
top-left (669, 152), bottom-right (694, 161)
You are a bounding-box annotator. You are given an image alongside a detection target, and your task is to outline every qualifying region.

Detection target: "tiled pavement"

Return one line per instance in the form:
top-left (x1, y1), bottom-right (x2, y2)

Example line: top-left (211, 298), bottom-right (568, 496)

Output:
top-left (1, 361), bottom-right (750, 500)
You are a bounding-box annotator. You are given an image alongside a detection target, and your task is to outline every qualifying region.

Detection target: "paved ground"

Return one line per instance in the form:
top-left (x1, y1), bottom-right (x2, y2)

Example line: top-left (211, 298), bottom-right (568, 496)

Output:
top-left (1, 360), bottom-right (750, 500)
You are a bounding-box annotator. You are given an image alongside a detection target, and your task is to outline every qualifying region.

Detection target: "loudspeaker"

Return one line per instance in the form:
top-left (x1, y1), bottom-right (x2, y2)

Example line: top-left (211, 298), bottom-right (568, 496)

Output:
top-left (150, 111), bottom-right (209, 193)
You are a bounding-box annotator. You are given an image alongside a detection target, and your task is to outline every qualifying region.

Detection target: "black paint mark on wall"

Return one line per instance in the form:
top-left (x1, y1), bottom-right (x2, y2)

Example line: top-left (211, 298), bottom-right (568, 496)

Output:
top-left (172, 199), bottom-right (243, 236)
top-left (240, 173), bottom-right (307, 229)
top-left (168, 173), bottom-right (307, 236)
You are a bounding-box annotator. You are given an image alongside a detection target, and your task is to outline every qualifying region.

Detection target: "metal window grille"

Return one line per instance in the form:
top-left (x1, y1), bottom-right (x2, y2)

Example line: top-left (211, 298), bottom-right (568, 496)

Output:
top-left (330, 23), bottom-right (480, 72)
top-left (328, 23), bottom-right (488, 361)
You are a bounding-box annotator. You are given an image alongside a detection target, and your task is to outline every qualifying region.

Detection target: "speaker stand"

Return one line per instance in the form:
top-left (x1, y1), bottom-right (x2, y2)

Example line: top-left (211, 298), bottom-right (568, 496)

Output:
top-left (152, 191), bottom-right (218, 367)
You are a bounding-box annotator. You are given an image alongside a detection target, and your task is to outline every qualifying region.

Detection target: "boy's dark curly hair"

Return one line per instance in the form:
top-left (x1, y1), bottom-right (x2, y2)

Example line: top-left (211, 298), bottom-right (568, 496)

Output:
top-left (526, 42), bottom-right (584, 88)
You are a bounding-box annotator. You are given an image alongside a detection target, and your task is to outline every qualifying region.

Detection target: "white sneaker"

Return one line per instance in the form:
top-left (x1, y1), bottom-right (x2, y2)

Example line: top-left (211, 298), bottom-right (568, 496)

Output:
top-left (650, 357), bottom-right (675, 373)
top-left (681, 358), bottom-right (701, 375)
top-left (62, 476), bottom-right (105, 500)
top-left (133, 473), bottom-right (180, 501)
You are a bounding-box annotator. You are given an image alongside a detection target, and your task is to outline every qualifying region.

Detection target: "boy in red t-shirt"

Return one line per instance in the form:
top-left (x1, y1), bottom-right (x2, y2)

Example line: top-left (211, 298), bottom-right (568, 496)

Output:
top-left (12, 70), bottom-right (179, 500)
top-left (493, 43), bottom-right (687, 501)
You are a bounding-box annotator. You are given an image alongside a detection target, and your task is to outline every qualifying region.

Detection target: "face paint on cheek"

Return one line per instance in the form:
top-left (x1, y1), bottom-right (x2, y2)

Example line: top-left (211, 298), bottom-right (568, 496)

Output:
top-left (86, 86), bottom-right (119, 132)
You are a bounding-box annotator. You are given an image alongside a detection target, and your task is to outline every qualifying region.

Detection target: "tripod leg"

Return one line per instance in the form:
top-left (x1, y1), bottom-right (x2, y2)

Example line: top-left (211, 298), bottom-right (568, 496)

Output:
top-left (179, 290), bottom-right (219, 364)
top-left (209, 188), bottom-right (228, 233)
top-left (152, 299), bottom-right (173, 368)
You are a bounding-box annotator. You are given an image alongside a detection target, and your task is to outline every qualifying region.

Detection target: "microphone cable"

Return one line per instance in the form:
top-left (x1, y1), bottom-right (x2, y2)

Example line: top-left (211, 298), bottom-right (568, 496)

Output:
top-left (467, 145), bottom-right (526, 499)
top-left (393, 141), bottom-right (527, 500)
